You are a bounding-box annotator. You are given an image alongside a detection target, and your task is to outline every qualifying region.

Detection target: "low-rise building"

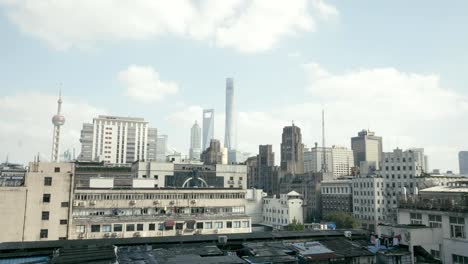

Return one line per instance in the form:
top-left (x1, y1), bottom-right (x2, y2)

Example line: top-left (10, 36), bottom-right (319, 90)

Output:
top-left (262, 191), bottom-right (303, 229)
top-left (396, 181), bottom-right (468, 264)
top-left (320, 178), bottom-right (353, 216)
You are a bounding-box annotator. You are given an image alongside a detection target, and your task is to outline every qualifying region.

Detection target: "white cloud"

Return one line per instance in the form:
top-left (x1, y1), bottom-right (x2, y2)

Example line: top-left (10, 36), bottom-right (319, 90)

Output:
top-left (119, 65), bottom-right (178, 102)
top-left (0, 91), bottom-right (105, 164)
top-left (167, 64), bottom-right (468, 172)
top-left (0, 0), bottom-right (338, 53)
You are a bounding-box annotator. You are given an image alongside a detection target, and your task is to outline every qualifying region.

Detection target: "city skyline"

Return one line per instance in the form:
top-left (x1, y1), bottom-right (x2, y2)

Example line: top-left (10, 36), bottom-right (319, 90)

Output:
top-left (1, 1), bottom-right (468, 171)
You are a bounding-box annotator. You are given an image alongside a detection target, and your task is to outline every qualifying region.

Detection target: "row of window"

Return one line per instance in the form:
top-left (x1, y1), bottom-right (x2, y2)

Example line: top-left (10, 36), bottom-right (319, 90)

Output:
top-left (76, 220), bottom-right (250, 233)
top-left (384, 157), bottom-right (413, 162)
top-left (409, 213), bottom-right (465, 239)
top-left (322, 187), bottom-right (350, 194)
top-left (384, 166), bottom-right (413, 171)
top-left (263, 216), bottom-right (288, 224)
top-left (74, 192), bottom-right (246, 201)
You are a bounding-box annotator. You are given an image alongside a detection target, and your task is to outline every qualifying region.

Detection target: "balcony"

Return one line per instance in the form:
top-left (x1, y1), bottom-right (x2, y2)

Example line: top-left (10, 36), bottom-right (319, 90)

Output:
top-left (399, 198), bottom-right (468, 213)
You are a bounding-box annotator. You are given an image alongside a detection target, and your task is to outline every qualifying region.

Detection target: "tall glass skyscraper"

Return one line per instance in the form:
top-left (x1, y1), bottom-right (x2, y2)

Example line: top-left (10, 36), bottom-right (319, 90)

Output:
top-left (224, 78), bottom-right (236, 151)
top-left (202, 109), bottom-right (214, 150)
top-left (189, 121), bottom-right (201, 160)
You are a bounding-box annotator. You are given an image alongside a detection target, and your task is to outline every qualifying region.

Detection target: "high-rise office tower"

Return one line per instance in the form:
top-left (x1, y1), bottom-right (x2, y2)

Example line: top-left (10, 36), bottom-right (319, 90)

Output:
top-left (147, 128), bottom-right (158, 161)
top-left (304, 144), bottom-right (354, 177)
top-left (280, 123), bottom-right (304, 174)
top-left (189, 121), bottom-right (202, 160)
top-left (201, 139), bottom-right (223, 165)
top-left (202, 109), bottom-right (215, 150)
top-left (351, 129), bottom-right (383, 169)
top-left (459, 151), bottom-right (468, 175)
top-left (156, 135), bottom-right (168, 162)
top-left (51, 92), bottom-right (65, 162)
top-left (224, 78), bottom-right (236, 151)
top-left (78, 115), bottom-right (156, 164)
top-left (257, 145), bottom-right (278, 195)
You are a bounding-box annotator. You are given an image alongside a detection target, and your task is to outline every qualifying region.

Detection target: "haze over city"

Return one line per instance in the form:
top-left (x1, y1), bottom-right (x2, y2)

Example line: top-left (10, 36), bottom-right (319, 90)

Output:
top-left (1, 0), bottom-right (468, 172)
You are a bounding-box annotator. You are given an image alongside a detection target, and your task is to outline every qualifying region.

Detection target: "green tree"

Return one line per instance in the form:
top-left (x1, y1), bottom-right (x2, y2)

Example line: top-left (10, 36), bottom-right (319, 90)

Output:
top-left (323, 212), bottom-right (360, 229)
top-left (286, 218), bottom-right (305, 231)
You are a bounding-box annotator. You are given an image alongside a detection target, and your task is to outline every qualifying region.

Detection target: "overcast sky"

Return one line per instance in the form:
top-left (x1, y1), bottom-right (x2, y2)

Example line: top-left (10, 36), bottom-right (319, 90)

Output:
top-left (1, 0), bottom-right (467, 172)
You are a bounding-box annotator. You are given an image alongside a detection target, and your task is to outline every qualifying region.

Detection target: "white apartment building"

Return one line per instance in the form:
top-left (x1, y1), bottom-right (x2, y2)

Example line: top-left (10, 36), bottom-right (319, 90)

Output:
top-left (79, 115), bottom-right (157, 164)
top-left (0, 161), bottom-right (259, 243)
top-left (395, 182), bottom-right (468, 264)
top-left (352, 175), bottom-right (385, 231)
top-left (262, 191), bottom-right (303, 229)
top-left (304, 144), bottom-right (354, 178)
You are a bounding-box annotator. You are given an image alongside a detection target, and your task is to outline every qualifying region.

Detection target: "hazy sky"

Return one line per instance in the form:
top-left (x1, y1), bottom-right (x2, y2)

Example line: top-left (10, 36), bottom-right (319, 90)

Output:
top-left (1, 0), bottom-right (467, 172)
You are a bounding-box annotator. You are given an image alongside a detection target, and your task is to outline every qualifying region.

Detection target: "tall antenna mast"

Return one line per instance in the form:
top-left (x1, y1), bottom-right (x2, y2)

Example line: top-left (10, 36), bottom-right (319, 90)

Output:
top-left (321, 109), bottom-right (327, 173)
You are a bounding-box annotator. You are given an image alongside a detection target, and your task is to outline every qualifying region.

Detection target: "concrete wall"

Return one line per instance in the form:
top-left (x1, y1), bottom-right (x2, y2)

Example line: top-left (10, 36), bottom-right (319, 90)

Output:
top-left (0, 187), bottom-right (27, 242)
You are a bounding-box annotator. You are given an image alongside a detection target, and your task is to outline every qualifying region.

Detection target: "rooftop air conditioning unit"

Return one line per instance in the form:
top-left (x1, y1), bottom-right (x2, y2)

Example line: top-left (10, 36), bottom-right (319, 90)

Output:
top-left (103, 233), bottom-right (110, 238)
top-left (72, 201), bottom-right (79, 206)
top-left (153, 200), bottom-right (160, 205)
top-left (133, 232), bottom-right (141, 237)
top-left (190, 200), bottom-right (196, 205)
top-left (169, 201), bottom-right (175, 205)
top-left (89, 201), bottom-right (96, 206)
top-left (78, 233), bottom-right (85, 239)
top-left (218, 235), bottom-right (228, 244)
top-left (111, 233), bottom-right (118, 237)
top-left (129, 200), bottom-right (136, 206)
top-left (78, 202), bottom-right (86, 207)
top-left (344, 231), bottom-right (352, 238)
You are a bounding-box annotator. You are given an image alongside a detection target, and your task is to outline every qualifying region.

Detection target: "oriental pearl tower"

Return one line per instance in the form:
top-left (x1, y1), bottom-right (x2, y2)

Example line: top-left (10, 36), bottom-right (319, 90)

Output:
top-left (51, 91), bottom-right (65, 162)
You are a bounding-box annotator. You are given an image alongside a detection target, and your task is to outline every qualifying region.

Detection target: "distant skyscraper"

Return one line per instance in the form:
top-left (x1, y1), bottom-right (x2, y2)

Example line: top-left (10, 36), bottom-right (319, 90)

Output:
top-left (51, 91), bottom-right (65, 162)
top-left (201, 139), bottom-right (223, 165)
top-left (147, 128), bottom-right (158, 161)
top-left (280, 123), bottom-right (304, 174)
top-left (202, 109), bottom-right (215, 150)
top-left (156, 135), bottom-right (168, 162)
top-left (351, 129), bottom-right (383, 170)
top-left (304, 144), bottom-right (354, 177)
top-left (224, 78), bottom-right (236, 151)
top-left (189, 121), bottom-right (202, 160)
top-left (78, 115), bottom-right (156, 164)
top-left (459, 151), bottom-right (468, 175)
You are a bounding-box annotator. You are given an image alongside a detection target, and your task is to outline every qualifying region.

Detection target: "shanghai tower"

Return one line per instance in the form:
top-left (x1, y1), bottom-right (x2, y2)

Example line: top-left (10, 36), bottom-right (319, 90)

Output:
top-left (224, 78), bottom-right (236, 151)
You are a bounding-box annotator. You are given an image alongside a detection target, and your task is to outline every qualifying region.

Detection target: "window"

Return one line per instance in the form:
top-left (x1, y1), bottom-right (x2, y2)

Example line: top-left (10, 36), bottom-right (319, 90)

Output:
top-left (158, 223), bottom-right (164, 231)
top-left (76, 225), bottom-right (85, 233)
top-left (429, 215), bottom-right (442, 228)
top-left (196, 222), bottom-right (204, 229)
top-left (215, 222), bottom-right (223, 229)
top-left (226, 221), bottom-right (232, 228)
top-left (233, 221), bottom-right (241, 228)
top-left (430, 249), bottom-right (440, 260)
top-left (126, 224), bottom-right (135, 231)
top-left (61, 202), bottom-right (69, 207)
top-left (137, 224), bottom-right (144, 231)
top-left (54, 167), bottom-right (60, 173)
top-left (114, 224), bottom-right (123, 232)
top-left (453, 254), bottom-right (468, 264)
top-left (450, 217), bottom-right (465, 238)
top-left (60, 219), bottom-right (68, 225)
top-left (41, 211), bottom-right (49, 220)
top-left (149, 223), bottom-right (155, 231)
top-left (176, 223), bottom-right (183, 230)
top-left (43, 194), bottom-right (51, 203)
top-left (40, 229), bottom-right (48, 238)
top-left (410, 213), bottom-right (422, 224)
top-left (91, 225), bottom-right (101, 232)
top-left (44, 177), bottom-right (52, 186)
top-left (205, 222), bottom-right (213, 229)
top-left (102, 225), bottom-right (111, 232)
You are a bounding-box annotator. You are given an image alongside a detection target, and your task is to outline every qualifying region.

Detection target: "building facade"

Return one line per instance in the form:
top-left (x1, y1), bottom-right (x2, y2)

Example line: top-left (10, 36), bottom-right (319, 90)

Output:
top-left (280, 124), bottom-right (304, 175)
top-left (201, 139), bottom-right (224, 165)
top-left (304, 144), bottom-right (354, 178)
top-left (79, 116), bottom-right (157, 164)
top-left (202, 109), bottom-right (215, 151)
top-left (189, 121), bottom-right (202, 161)
top-left (397, 182), bottom-right (468, 264)
top-left (156, 134), bottom-right (168, 162)
top-left (320, 178), bottom-right (353, 216)
top-left (262, 191), bottom-right (304, 229)
top-left (459, 151), bottom-right (468, 175)
top-left (351, 129), bottom-right (383, 170)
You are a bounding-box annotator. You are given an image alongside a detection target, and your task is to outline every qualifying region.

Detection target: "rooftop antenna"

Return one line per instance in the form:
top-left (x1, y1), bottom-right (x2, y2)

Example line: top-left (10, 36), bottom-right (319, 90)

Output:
top-left (5, 153), bottom-right (8, 164)
top-left (321, 109), bottom-right (328, 173)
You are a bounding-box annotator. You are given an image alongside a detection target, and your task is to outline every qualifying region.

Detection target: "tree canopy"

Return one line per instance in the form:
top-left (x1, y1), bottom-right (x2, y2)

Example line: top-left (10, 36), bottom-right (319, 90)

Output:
top-left (323, 212), bottom-right (360, 229)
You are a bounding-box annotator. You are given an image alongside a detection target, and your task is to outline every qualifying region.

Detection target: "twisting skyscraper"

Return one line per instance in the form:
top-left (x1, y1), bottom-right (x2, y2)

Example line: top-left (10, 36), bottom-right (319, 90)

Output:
top-left (202, 109), bottom-right (214, 150)
top-left (51, 91), bottom-right (65, 162)
top-left (224, 78), bottom-right (236, 151)
top-left (190, 121), bottom-right (202, 160)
